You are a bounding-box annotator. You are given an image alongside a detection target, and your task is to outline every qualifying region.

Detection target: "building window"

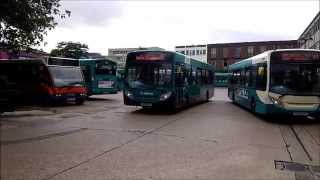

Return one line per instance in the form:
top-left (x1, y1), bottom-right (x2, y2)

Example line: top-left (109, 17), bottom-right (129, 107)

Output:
top-left (181, 51), bottom-right (185, 54)
top-left (235, 47), bottom-right (241, 58)
top-left (203, 49), bottom-right (206, 55)
top-left (223, 48), bottom-right (228, 58)
top-left (186, 50), bottom-right (189, 55)
top-left (248, 46), bottom-right (254, 56)
top-left (223, 60), bottom-right (228, 70)
top-left (260, 46), bottom-right (267, 53)
top-left (211, 48), bottom-right (216, 58)
top-left (196, 50), bottom-right (199, 55)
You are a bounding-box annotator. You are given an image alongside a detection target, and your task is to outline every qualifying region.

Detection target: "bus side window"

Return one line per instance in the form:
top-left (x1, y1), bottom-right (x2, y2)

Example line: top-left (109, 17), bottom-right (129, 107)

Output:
top-left (175, 64), bottom-right (183, 87)
top-left (249, 66), bottom-right (256, 88)
top-left (245, 68), bottom-right (250, 87)
top-left (256, 63), bottom-right (267, 90)
top-left (192, 69), bottom-right (196, 85)
top-left (240, 69), bottom-right (245, 87)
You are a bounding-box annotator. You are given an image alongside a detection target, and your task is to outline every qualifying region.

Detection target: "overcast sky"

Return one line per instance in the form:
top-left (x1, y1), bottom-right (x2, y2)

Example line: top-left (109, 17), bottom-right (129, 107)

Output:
top-left (42, 0), bottom-right (319, 55)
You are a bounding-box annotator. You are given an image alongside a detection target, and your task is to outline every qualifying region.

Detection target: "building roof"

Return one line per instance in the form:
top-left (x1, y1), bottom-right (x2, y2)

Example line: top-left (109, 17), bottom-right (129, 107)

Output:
top-left (207, 40), bottom-right (297, 47)
top-left (299, 11), bottom-right (320, 39)
top-left (175, 45), bottom-right (206, 48)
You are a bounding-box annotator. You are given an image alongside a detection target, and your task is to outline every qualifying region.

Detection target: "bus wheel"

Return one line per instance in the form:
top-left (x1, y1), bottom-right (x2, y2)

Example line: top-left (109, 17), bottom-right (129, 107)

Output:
top-left (75, 99), bottom-right (85, 105)
top-left (186, 95), bottom-right (190, 105)
top-left (251, 99), bottom-right (256, 113)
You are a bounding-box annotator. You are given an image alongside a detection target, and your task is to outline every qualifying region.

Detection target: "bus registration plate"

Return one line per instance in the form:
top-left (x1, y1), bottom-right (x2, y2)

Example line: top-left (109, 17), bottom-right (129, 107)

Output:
top-left (98, 81), bottom-right (113, 88)
top-left (67, 97), bottom-right (76, 102)
top-left (293, 112), bottom-right (309, 116)
top-left (141, 103), bottom-right (152, 107)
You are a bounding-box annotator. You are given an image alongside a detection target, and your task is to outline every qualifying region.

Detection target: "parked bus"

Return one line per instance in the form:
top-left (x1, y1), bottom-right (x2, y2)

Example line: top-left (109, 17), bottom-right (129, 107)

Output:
top-left (123, 50), bottom-right (215, 109)
top-left (0, 59), bottom-right (87, 109)
top-left (48, 57), bottom-right (118, 95)
top-left (79, 59), bottom-right (118, 95)
top-left (215, 72), bottom-right (231, 87)
top-left (228, 49), bottom-right (320, 118)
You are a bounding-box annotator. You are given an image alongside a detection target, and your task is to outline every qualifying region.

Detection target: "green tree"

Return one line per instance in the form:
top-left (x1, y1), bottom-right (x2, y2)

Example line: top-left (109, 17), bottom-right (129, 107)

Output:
top-left (0, 0), bottom-right (70, 54)
top-left (50, 41), bottom-right (89, 59)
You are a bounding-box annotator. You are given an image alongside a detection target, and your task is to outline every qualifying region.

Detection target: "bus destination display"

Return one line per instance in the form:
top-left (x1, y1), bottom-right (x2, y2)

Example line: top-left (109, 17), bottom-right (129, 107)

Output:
top-left (272, 51), bottom-right (320, 61)
top-left (135, 53), bottom-right (166, 61)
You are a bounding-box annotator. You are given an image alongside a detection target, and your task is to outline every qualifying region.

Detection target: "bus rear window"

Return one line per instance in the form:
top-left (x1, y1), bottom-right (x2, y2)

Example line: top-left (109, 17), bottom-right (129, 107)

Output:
top-left (95, 64), bottom-right (116, 75)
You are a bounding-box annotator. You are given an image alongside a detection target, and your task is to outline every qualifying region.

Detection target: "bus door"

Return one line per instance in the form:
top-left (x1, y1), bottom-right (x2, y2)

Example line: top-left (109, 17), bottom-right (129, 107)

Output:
top-left (175, 64), bottom-right (184, 105)
top-left (81, 65), bottom-right (92, 94)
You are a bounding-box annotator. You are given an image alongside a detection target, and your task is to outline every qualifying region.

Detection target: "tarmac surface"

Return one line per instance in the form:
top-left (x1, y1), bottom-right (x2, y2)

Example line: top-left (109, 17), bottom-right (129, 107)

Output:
top-left (1, 88), bottom-right (319, 180)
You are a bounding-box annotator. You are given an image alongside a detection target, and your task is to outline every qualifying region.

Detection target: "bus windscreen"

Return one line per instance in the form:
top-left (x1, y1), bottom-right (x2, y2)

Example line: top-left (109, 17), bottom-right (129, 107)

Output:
top-left (270, 51), bottom-right (320, 95)
top-left (48, 66), bottom-right (84, 87)
top-left (95, 61), bottom-right (116, 75)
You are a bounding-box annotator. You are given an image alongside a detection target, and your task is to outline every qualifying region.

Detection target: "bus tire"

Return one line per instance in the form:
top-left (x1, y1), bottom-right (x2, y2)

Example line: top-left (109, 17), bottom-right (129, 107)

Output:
top-left (251, 99), bottom-right (256, 113)
top-left (186, 95), bottom-right (190, 105)
top-left (206, 91), bottom-right (210, 102)
top-left (231, 91), bottom-right (235, 102)
top-left (75, 99), bottom-right (85, 105)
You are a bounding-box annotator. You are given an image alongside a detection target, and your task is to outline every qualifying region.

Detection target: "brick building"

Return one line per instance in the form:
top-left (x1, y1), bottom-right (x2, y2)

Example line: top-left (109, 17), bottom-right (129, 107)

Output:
top-left (207, 40), bottom-right (298, 72)
top-left (298, 11), bottom-right (320, 49)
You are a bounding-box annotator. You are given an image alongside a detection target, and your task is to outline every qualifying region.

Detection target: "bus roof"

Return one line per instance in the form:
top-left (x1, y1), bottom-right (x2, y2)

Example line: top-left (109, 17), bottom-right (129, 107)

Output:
top-left (127, 50), bottom-right (214, 70)
top-left (229, 48), bottom-right (320, 70)
top-left (79, 58), bottom-right (116, 63)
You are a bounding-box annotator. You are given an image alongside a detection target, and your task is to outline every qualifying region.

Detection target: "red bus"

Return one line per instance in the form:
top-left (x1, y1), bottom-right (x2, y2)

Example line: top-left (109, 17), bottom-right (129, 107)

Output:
top-left (0, 59), bottom-right (87, 110)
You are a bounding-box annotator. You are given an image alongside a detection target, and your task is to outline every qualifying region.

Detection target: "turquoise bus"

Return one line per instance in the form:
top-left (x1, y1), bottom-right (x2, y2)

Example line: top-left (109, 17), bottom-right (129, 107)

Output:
top-left (215, 72), bottom-right (231, 87)
top-left (228, 49), bottom-right (320, 118)
top-left (116, 68), bottom-right (125, 91)
top-left (79, 59), bottom-right (118, 95)
top-left (48, 57), bottom-right (118, 96)
top-left (123, 50), bottom-right (215, 109)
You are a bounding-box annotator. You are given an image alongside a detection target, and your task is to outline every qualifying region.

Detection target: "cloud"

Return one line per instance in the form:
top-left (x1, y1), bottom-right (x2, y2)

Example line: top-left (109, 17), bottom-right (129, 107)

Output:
top-left (56, 1), bottom-right (125, 28)
top-left (43, 0), bottom-right (319, 54)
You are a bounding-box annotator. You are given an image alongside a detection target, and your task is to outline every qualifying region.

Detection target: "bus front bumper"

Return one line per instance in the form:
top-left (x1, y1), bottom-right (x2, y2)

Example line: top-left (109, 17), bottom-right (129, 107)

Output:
top-left (49, 93), bottom-right (87, 103)
top-left (123, 92), bottom-right (174, 108)
top-left (258, 103), bottom-right (320, 118)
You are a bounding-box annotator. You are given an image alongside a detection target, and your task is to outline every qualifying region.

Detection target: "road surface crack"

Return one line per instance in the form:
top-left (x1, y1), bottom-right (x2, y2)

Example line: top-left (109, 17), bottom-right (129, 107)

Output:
top-left (43, 118), bottom-right (182, 180)
top-left (1, 128), bottom-right (88, 145)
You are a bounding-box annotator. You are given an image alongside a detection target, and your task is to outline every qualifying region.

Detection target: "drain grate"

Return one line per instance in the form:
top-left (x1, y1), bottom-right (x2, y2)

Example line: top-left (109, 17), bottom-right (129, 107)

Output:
top-left (275, 160), bottom-right (308, 172)
top-left (275, 160), bottom-right (320, 180)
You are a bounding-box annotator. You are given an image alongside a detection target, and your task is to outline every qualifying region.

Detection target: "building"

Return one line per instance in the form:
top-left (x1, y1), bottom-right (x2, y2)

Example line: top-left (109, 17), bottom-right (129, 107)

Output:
top-left (207, 40), bottom-right (298, 72)
top-left (175, 45), bottom-right (207, 63)
top-left (298, 11), bottom-right (320, 49)
top-left (107, 47), bottom-right (165, 68)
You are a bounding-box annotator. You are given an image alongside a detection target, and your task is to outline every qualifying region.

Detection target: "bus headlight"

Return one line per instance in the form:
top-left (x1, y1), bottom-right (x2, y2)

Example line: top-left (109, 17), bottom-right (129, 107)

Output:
top-left (160, 92), bottom-right (172, 101)
top-left (125, 90), bottom-right (133, 99)
top-left (269, 96), bottom-right (282, 107)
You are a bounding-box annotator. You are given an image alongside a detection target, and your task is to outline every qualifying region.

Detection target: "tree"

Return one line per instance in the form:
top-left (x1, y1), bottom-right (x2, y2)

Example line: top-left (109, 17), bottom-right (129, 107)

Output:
top-left (0, 0), bottom-right (70, 54)
top-left (50, 41), bottom-right (89, 59)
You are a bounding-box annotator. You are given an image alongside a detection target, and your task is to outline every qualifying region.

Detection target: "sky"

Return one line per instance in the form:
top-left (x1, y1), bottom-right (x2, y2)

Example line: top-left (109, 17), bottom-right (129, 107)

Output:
top-left (41, 0), bottom-right (320, 55)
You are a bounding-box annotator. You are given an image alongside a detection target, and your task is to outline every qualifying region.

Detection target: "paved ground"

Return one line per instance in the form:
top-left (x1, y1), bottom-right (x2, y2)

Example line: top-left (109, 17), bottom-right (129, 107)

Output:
top-left (1, 88), bottom-right (319, 180)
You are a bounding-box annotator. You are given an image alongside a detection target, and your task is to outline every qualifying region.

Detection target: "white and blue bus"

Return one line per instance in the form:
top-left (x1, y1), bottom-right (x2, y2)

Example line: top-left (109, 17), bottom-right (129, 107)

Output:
top-left (228, 49), bottom-right (320, 118)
